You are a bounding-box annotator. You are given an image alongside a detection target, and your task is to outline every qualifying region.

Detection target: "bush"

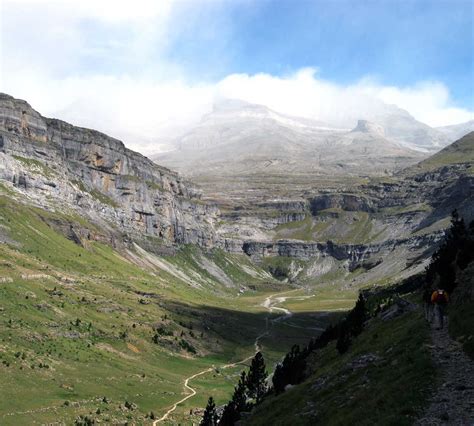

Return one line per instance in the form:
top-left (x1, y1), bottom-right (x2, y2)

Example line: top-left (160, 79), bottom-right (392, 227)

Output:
top-left (179, 339), bottom-right (197, 354)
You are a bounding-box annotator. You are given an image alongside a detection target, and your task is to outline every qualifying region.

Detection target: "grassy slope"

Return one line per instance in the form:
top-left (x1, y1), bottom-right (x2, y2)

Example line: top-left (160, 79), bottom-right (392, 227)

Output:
top-left (245, 308), bottom-right (433, 426)
top-left (0, 190), bottom-right (329, 424)
top-left (273, 211), bottom-right (376, 244)
top-left (407, 132), bottom-right (474, 174)
top-left (272, 208), bottom-right (407, 245)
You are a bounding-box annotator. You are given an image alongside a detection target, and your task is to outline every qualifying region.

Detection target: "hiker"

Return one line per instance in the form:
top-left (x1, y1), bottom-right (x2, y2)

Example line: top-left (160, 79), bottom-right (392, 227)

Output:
top-left (431, 289), bottom-right (449, 329)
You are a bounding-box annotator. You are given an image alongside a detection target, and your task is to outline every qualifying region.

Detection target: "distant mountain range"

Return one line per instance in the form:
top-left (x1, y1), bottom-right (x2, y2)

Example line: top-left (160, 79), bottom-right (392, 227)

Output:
top-left (436, 120), bottom-right (474, 142)
top-left (154, 99), bottom-right (471, 178)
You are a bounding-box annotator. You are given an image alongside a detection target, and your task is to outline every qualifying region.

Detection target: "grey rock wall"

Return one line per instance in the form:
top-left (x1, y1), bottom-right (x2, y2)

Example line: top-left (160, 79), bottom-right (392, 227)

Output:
top-left (0, 93), bottom-right (470, 280)
top-left (0, 93), bottom-right (219, 248)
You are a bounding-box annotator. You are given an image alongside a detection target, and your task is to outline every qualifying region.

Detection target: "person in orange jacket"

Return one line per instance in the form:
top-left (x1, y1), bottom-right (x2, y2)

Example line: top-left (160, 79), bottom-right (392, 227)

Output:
top-left (431, 289), bottom-right (449, 329)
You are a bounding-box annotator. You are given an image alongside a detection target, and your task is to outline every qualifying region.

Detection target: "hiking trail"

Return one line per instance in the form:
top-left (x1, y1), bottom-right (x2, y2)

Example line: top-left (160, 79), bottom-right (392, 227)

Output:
top-left (153, 290), bottom-right (304, 424)
top-left (416, 322), bottom-right (474, 425)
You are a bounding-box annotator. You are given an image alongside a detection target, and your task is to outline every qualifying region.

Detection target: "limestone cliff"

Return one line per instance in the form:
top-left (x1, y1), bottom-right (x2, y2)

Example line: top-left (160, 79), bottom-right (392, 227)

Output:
top-left (0, 93), bottom-right (471, 286)
top-left (0, 93), bottom-right (218, 248)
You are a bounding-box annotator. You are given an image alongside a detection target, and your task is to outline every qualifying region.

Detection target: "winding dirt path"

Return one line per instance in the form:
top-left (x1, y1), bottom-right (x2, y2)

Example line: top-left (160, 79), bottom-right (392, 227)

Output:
top-left (416, 323), bottom-right (474, 425)
top-left (153, 290), bottom-right (304, 424)
top-left (261, 290), bottom-right (324, 331)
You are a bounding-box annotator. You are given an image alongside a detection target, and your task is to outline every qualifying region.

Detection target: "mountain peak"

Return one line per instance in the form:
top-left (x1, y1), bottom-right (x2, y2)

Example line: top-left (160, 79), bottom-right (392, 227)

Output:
top-left (212, 98), bottom-right (268, 113)
top-left (208, 98), bottom-right (331, 129)
top-left (351, 120), bottom-right (385, 136)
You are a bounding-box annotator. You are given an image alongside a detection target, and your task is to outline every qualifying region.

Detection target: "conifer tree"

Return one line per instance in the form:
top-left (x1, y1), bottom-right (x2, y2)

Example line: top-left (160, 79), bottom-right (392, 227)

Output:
top-left (272, 345), bottom-right (306, 394)
top-left (246, 352), bottom-right (267, 403)
top-left (220, 371), bottom-right (250, 425)
top-left (425, 210), bottom-right (472, 294)
top-left (219, 401), bottom-right (237, 426)
top-left (346, 293), bottom-right (367, 336)
top-left (233, 371), bottom-right (250, 412)
top-left (200, 396), bottom-right (218, 426)
top-left (336, 323), bottom-right (351, 354)
top-left (272, 362), bottom-right (286, 395)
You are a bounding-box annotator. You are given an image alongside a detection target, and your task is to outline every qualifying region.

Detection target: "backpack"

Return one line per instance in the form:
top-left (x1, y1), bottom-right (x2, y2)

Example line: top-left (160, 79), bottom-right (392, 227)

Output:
top-left (435, 290), bottom-right (447, 304)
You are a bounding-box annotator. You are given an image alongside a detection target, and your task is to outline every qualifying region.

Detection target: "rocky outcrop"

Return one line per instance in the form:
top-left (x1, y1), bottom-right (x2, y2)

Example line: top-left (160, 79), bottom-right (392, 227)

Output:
top-left (0, 94), bottom-right (48, 142)
top-left (0, 93), bottom-right (471, 281)
top-left (238, 232), bottom-right (442, 264)
top-left (351, 120), bottom-right (385, 136)
top-left (220, 199), bottom-right (308, 231)
top-left (309, 156), bottom-right (473, 225)
top-left (309, 194), bottom-right (375, 214)
top-left (0, 93), bottom-right (218, 248)
top-left (217, 144), bottom-right (471, 269)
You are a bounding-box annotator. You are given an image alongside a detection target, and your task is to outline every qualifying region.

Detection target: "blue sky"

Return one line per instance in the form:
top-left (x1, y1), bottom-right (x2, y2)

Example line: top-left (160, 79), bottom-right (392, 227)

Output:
top-left (1, 0), bottom-right (473, 151)
top-left (165, 0), bottom-right (473, 107)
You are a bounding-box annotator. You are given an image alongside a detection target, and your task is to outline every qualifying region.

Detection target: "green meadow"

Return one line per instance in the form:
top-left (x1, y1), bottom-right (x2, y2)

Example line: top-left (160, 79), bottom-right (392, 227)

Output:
top-left (0, 190), bottom-right (342, 424)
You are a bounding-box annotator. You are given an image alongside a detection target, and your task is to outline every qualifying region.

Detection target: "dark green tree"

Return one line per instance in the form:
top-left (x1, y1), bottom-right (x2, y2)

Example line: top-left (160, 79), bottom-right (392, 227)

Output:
top-left (219, 401), bottom-right (238, 426)
top-left (336, 323), bottom-right (351, 354)
top-left (233, 371), bottom-right (250, 412)
top-left (220, 371), bottom-right (250, 425)
top-left (346, 293), bottom-right (367, 337)
top-left (272, 362), bottom-right (286, 395)
top-left (272, 345), bottom-right (306, 394)
top-left (425, 210), bottom-right (473, 294)
top-left (200, 396), bottom-right (218, 426)
top-left (246, 352), bottom-right (268, 403)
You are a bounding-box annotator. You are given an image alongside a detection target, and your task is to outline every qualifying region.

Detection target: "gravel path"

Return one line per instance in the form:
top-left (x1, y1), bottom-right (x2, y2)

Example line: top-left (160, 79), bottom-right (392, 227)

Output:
top-left (416, 322), bottom-right (474, 425)
top-left (152, 290), bottom-right (296, 424)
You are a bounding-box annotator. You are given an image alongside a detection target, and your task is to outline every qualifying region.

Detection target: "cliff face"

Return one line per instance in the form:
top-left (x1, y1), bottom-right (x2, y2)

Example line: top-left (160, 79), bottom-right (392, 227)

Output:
top-left (0, 93), bottom-right (471, 286)
top-left (215, 135), bottom-right (473, 284)
top-left (0, 93), bottom-right (218, 248)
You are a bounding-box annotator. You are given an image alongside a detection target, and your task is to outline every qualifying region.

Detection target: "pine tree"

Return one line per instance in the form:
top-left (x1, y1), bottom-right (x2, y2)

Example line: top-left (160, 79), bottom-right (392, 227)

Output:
top-left (272, 345), bottom-right (306, 394)
top-left (346, 293), bottom-right (366, 337)
top-left (200, 396), bottom-right (218, 426)
top-left (220, 371), bottom-right (250, 425)
top-left (425, 210), bottom-right (472, 294)
top-left (219, 401), bottom-right (237, 426)
top-left (246, 352), bottom-right (267, 403)
top-left (272, 364), bottom-right (283, 394)
top-left (458, 219), bottom-right (474, 270)
top-left (233, 371), bottom-right (250, 412)
top-left (336, 323), bottom-right (351, 354)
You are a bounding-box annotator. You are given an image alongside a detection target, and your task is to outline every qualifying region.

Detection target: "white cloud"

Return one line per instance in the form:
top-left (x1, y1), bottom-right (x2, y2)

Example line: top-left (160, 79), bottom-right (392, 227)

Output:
top-left (215, 69), bottom-right (474, 128)
top-left (3, 0), bottom-right (175, 23)
top-left (1, 2), bottom-right (472, 154)
top-left (368, 81), bottom-right (474, 126)
top-left (4, 71), bottom-right (215, 151)
top-left (4, 68), bottom-right (473, 154)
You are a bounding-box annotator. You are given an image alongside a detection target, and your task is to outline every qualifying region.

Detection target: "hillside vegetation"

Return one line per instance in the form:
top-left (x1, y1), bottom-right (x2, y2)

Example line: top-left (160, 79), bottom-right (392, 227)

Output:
top-left (201, 215), bottom-right (474, 425)
top-left (0, 189), bottom-right (330, 424)
top-left (0, 95), bottom-right (473, 425)
top-left (407, 132), bottom-right (474, 173)
top-left (245, 308), bottom-right (432, 426)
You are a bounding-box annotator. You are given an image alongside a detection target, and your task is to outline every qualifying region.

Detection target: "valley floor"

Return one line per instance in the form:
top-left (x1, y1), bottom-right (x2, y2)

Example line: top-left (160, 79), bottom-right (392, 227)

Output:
top-left (0, 191), bottom-right (348, 425)
top-left (153, 291), bottom-right (300, 424)
top-left (0, 290), bottom-right (328, 425)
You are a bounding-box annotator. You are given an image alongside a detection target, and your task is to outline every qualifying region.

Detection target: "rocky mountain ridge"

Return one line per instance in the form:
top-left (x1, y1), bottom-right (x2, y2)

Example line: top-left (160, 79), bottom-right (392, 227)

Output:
top-left (0, 93), bottom-right (472, 287)
top-left (0, 93), bottom-right (218, 250)
top-left (215, 132), bottom-right (473, 285)
top-left (155, 100), bottom-right (427, 179)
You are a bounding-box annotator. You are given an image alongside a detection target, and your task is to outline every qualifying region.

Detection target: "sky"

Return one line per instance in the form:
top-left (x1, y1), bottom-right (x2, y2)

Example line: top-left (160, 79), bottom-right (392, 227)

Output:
top-left (1, 0), bottom-right (473, 153)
